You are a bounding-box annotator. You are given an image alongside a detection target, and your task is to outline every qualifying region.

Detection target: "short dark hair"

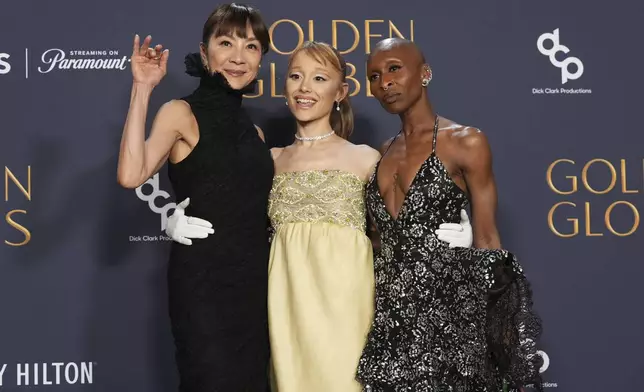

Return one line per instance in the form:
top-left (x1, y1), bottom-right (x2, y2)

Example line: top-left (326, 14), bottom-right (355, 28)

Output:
top-left (202, 3), bottom-right (270, 55)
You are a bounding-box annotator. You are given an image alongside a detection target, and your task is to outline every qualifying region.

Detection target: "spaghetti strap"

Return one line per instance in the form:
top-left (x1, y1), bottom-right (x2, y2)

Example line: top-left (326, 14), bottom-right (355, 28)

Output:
top-left (431, 116), bottom-right (439, 153)
top-left (382, 130), bottom-right (402, 158)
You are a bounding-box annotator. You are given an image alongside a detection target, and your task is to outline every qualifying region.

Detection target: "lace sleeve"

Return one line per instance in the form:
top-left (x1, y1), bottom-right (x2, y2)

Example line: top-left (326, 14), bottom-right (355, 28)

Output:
top-left (487, 252), bottom-right (544, 392)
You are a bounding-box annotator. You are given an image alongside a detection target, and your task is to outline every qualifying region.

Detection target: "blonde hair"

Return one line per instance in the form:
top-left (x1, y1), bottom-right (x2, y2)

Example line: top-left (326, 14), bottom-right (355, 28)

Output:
top-left (286, 41), bottom-right (354, 139)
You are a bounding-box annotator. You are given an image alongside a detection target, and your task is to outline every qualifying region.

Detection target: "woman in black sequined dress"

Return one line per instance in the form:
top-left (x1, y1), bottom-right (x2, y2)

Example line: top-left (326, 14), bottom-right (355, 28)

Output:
top-left (355, 38), bottom-right (544, 392)
top-left (117, 4), bottom-right (273, 391)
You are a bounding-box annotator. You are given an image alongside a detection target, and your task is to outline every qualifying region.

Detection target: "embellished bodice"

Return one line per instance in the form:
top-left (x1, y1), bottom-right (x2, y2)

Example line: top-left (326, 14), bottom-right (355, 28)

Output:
top-left (268, 170), bottom-right (367, 232)
top-left (366, 152), bottom-right (469, 254)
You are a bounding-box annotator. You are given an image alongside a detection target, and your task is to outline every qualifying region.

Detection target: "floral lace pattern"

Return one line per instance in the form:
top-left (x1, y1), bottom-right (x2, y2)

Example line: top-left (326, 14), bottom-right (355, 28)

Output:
top-left (356, 126), bottom-right (543, 392)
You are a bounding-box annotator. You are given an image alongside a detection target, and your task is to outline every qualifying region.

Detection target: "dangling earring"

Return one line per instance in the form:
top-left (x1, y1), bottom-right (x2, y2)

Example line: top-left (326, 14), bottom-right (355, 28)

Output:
top-left (335, 101), bottom-right (340, 111)
top-left (285, 100), bottom-right (288, 106)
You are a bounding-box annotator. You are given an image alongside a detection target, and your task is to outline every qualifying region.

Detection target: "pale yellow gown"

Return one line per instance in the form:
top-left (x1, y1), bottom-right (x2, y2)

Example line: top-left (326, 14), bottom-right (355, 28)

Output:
top-left (267, 169), bottom-right (375, 392)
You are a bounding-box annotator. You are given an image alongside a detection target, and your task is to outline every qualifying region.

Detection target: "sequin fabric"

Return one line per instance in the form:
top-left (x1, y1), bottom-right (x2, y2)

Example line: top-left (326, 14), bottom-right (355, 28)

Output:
top-left (356, 126), bottom-right (543, 392)
top-left (268, 170), bottom-right (367, 232)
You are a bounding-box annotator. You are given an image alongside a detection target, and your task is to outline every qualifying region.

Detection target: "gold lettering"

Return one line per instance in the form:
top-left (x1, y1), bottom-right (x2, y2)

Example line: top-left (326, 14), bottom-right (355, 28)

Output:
top-left (605, 201), bottom-right (640, 237)
top-left (584, 202), bottom-right (603, 236)
top-left (308, 20), bottom-right (315, 41)
top-left (269, 20), bottom-right (304, 55)
top-left (364, 20), bottom-right (384, 54)
top-left (5, 209), bottom-right (31, 246)
top-left (243, 79), bottom-right (263, 98)
top-left (345, 62), bottom-right (360, 96)
top-left (366, 73), bottom-right (373, 97)
top-left (548, 201), bottom-right (578, 237)
top-left (270, 63), bottom-right (283, 97)
top-left (388, 20), bottom-right (414, 41)
top-left (5, 166), bottom-right (31, 201)
top-left (546, 159), bottom-right (577, 195)
top-left (620, 159), bottom-right (639, 194)
top-left (331, 20), bottom-right (360, 55)
top-left (581, 159), bottom-right (616, 194)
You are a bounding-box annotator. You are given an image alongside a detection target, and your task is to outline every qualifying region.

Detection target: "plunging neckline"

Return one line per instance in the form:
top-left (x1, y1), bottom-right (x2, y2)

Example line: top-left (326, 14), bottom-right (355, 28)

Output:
top-left (371, 151), bottom-right (435, 222)
top-left (373, 116), bottom-right (448, 222)
top-left (371, 150), bottom-right (469, 223)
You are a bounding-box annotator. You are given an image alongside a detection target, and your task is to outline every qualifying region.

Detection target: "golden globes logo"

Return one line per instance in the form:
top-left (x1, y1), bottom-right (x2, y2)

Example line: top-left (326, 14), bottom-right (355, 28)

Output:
top-left (3, 166), bottom-right (31, 246)
top-left (546, 159), bottom-right (641, 237)
top-left (244, 19), bottom-right (414, 98)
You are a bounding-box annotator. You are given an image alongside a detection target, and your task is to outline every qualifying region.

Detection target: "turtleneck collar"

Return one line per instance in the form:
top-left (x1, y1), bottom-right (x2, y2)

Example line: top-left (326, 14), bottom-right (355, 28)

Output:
top-left (184, 52), bottom-right (257, 109)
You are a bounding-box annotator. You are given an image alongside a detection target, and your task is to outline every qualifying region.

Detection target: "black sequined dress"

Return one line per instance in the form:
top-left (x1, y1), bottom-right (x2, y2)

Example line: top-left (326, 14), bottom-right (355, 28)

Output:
top-left (165, 54), bottom-right (273, 391)
top-left (356, 119), bottom-right (543, 392)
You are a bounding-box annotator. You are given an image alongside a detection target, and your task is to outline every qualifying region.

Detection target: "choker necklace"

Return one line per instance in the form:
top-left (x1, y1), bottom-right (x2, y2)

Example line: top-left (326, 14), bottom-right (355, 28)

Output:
top-left (295, 130), bottom-right (335, 141)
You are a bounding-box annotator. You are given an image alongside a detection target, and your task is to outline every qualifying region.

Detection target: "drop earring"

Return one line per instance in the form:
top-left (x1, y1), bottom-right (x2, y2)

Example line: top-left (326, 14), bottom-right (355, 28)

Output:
top-left (335, 101), bottom-right (340, 111)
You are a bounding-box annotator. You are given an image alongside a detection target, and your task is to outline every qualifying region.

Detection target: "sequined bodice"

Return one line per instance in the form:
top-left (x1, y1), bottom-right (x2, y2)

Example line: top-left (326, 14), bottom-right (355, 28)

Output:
top-left (366, 152), bottom-right (468, 251)
top-left (268, 170), bottom-right (367, 232)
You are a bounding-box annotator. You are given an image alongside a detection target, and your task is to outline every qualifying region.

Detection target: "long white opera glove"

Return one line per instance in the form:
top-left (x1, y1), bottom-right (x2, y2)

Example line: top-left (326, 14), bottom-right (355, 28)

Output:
top-left (435, 209), bottom-right (473, 248)
top-left (165, 198), bottom-right (214, 245)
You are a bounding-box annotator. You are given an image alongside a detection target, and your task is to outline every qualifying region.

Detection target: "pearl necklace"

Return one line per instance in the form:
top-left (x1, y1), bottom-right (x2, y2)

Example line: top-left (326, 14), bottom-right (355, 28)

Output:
top-left (295, 130), bottom-right (335, 141)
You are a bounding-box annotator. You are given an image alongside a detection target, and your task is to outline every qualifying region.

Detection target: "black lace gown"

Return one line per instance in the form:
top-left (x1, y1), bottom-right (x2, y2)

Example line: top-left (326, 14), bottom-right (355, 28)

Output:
top-left (356, 121), bottom-right (543, 392)
top-left (165, 54), bottom-right (273, 391)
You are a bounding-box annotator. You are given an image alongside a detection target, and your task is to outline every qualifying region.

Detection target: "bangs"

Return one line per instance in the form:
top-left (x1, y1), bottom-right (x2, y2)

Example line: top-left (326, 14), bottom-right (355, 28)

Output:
top-left (203, 4), bottom-right (270, 54)
top-left (210, 10), bottom-right (251, 39)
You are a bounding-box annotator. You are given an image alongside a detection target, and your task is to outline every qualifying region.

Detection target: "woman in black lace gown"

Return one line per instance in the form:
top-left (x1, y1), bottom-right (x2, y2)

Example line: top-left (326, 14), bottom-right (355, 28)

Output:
top-left (356, 38), bottom-right (543, 392)
top-left (117, 4), bottom-right (273, 391)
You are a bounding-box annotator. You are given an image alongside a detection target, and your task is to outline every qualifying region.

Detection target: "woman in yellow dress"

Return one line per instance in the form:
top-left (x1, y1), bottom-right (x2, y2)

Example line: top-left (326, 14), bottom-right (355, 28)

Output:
top-left (266, 42), bottom-right (380, 392)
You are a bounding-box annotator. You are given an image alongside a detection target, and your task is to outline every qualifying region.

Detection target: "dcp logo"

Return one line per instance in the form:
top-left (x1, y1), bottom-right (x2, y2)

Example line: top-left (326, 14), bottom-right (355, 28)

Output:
top-left (537, 28), bottom-right (583, 84)
top-left (537, 349), bottom-right (550, 373)
top-left (135, 174), bottom-right (176, 231)
top-left (0, 52), bottom-right (11, 74)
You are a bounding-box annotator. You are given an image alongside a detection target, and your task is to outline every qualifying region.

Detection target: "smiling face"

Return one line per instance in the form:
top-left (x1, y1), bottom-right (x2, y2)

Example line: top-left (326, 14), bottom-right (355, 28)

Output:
top-left (200, 23), bottom-right (262, 90)
top-left (285, 48), bottom-right (348, 125)
top-left (367, 41), bottom-right (431, 114)
top-left (198, 3), bottom-right (270, 90)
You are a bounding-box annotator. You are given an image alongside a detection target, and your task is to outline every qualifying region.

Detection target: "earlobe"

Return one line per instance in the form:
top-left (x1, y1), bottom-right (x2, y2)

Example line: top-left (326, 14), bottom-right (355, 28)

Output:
top-left (421, 64), bottom-right (429, 77)
top-left (199, 44), bottom-right (209, 73)
top-left (339, 82), bottom-right (349, 101)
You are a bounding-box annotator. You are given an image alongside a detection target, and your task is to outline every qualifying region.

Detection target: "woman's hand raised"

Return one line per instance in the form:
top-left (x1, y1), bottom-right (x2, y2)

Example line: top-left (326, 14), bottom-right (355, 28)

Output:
top-left (130, 34), bottom-right (169, 87)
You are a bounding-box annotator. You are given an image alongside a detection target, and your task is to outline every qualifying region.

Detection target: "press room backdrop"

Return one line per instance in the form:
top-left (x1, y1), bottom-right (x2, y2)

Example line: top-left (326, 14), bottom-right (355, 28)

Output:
top-left (1, 1), bottom-right (642, 391)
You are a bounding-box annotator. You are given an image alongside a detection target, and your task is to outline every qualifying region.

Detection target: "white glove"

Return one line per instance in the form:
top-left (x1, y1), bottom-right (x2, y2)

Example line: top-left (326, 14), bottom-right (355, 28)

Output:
top-left (165, 198), bottom-right (214, 245)
top-left (435, 209), bottom-right (473, 248)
